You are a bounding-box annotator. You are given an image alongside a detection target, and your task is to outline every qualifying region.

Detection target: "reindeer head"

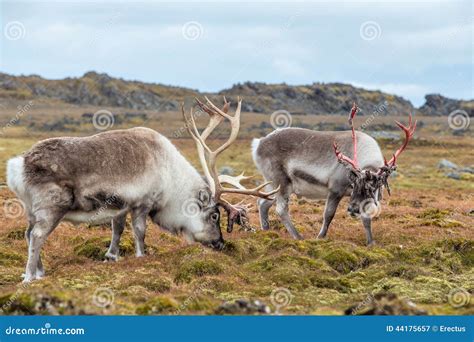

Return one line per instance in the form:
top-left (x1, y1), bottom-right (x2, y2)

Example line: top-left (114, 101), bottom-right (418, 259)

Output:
top-left (181, 97), bottom-right (278, 249)
top-left (334, 103), bottom-right (416, 218)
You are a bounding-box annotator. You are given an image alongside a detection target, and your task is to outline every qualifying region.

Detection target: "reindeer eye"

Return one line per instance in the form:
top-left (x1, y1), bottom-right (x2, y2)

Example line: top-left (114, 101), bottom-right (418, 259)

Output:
top-left (210, 213), bottom-right (219, 222)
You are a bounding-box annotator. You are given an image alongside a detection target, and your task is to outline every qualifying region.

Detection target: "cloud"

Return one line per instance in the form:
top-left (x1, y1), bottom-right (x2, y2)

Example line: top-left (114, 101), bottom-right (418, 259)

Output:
top-left (0, 0), bottom-right (471, 104)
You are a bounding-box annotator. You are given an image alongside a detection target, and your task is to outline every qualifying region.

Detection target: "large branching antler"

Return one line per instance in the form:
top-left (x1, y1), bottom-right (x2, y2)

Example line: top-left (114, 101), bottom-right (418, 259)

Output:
top-left (333, 103), bottom-right (360, 171)
top-left (383, 114), bottom-right (417, 169)
top-left (181, 97), bottom-right (279, 232)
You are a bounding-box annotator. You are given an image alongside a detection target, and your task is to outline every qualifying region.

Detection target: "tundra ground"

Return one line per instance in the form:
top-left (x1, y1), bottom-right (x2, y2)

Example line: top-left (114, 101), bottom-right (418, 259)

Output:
top-left (0, 111), bottom-right (472, 315)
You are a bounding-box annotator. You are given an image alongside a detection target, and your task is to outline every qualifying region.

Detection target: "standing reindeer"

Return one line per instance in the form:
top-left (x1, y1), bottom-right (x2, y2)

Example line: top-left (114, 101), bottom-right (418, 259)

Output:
top-left (7, 97), bottom-right (274, 282)
top-left (252, 104), bottom-right (416, 245)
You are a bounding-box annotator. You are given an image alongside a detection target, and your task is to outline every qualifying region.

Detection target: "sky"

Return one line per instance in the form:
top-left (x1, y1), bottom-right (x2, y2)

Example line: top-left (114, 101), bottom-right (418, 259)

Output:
top-left (0, 0), bottom-right (472, 106)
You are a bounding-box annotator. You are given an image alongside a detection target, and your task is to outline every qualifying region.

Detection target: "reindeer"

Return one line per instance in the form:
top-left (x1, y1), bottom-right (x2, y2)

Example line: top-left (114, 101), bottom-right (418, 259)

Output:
top-left (252, 104), bottom-right (416, 245)
top-left (7, 97), bottom-right (275, 282)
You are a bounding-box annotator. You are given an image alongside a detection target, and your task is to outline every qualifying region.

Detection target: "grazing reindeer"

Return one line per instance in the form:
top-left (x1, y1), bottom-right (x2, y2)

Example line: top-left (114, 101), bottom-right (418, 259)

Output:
top-left (252, 104), bottom-right (416, 245)
top-left (7, 97), bottom-right (275, 282)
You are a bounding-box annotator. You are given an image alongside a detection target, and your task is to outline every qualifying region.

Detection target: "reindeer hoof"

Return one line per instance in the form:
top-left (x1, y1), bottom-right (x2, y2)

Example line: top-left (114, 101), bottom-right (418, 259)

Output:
top-left (104, 252), bottom-right (119, 262)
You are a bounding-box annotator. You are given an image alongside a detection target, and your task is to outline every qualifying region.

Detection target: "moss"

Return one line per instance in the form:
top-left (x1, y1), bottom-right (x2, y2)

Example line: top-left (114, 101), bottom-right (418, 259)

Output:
top-left (387, 265), bottom-right (420, 280)
top-left (436, 238), bottom-right (474, 267)
top-left (417, 208), bottom-right (463, 228)
top-left (135, 296), bottom-right (179, 315)
top-left (73, 237), bottom-right (107, 260)
top-left (124, 278), bottom-right (172, 293)
top-left (0, 293), bottom-right (35, 315)
top-left (322, 248), bottom-right (360, 274)
top-left (6, 228), bottom-right (25, 240)
top-left (222, 239), bottom-right (262, 262)
top-left (418, 208), bottom-right (451, 219)
top-left (73, 236), bottom-right (135, 260)
top-left (174, 260), bottom-right (223, 284)
top-left (0, 248), bottom-right (25, 266)
top-left (310, 275), bottom-right (352, 293)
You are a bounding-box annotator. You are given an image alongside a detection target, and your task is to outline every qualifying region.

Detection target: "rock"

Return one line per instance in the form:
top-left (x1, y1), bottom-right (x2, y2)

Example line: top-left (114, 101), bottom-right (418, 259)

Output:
top-left (460, 167), bottom-right (474, 174)
top-left (215, 299), bottom-right (271, 315)
top-left (438, 159), bottom-right (458, 170)
top-left (345, 292), bottom-right (427, 315)
top-left (446, 172), bottom-right (461, 180)
top-left (419, 94), bottom-right (473, 116)
top-left (219, 166), bottom-right (235, 175)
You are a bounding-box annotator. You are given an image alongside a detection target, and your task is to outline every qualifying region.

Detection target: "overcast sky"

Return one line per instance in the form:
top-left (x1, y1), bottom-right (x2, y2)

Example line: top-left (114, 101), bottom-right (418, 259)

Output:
top-left (0, 0), bottom-right (472, 106)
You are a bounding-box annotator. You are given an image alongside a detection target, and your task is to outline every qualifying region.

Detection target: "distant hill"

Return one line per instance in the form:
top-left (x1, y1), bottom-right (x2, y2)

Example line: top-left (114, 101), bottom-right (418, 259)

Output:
top-left (0, 72), bottom-right (471, 116)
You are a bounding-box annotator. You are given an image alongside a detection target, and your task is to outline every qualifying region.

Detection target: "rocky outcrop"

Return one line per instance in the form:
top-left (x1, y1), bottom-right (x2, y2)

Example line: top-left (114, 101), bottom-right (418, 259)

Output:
top-left (419, 94), bottom-right (473, 116)
top-left (1, 72), bottom-right (472, 115)
top-left (218, 82), bottom-right (415, 115)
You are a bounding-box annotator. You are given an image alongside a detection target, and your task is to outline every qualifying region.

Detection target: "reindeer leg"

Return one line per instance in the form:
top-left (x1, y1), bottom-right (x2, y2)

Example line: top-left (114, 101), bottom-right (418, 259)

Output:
top-left (131, 207), bottom-right (149, 257)
top-left (24, 209), bottom-right (63, 282)
top-left (105, 213), bottom-right (127, 261)
top-left (317, 192), bottom-right (343, 239)
top-left (361, 216), bottom-right (374, 246)
top-left (23, 212), bottom-right (44, 278)
top-left (275, 189), bottom-right (303, 240)
top-left (258, 198), bottom-right (274, 230)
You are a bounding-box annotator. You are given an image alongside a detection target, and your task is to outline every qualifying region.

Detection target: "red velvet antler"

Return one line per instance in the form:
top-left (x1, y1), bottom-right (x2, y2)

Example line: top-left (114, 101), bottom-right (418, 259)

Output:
top-left (334, 103), bottom-right (360, 170)
top-left (384, 114), bottom-right (417, 168)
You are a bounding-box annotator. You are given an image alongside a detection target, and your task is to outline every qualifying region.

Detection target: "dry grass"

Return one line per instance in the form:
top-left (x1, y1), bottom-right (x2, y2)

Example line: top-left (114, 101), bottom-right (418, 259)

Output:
top-left (0, 111), bottom-right (472, 315)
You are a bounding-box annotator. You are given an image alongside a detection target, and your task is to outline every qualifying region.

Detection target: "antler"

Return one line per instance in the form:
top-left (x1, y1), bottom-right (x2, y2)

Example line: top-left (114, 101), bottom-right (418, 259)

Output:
top-left (383, 114), bottom-right (417, 169)
top-left (182, 97), bottom-right (279, 232)
top-left (334, 102), bottom-right (360, 171)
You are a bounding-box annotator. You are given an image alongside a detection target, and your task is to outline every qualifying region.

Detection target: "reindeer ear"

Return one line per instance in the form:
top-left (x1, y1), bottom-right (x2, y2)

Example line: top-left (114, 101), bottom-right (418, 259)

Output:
top-left (198, 189), bottom-right (212, 207)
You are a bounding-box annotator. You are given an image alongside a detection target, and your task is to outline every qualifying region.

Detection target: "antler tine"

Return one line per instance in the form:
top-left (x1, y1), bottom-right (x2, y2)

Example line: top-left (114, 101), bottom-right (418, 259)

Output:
top-left (218, 172), bottom-right (252, 190)
top-left (219, 181), bottom-right (280, 200)
top-left (204, 96), bottom-right (236, 121)
top-left (333, 103), bottom-right (360, 171)
top-left (334, 142), bottom-right (360, 171)
top-left (385, 113), bottom-right (417, 168)
top-left (181, 103), bottom-right (216, 193)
